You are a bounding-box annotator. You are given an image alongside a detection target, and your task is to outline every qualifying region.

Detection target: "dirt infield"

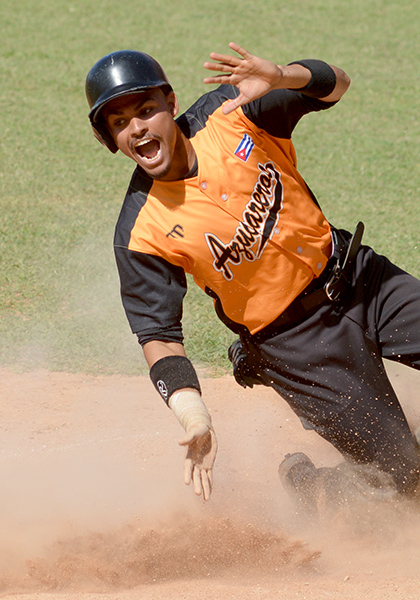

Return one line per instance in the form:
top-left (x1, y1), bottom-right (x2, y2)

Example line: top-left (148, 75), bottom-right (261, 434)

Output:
top-left (0, 361), bottom-right (419, 599)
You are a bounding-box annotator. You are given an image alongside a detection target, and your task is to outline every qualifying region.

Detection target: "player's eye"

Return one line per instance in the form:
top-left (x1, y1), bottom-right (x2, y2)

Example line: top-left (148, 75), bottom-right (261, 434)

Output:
top-left (140, 108), bottom-right (152, 117)
top-left (111, 117), bottom-right (126, 128)
top-left (138, 103), bottom-right (156, 117)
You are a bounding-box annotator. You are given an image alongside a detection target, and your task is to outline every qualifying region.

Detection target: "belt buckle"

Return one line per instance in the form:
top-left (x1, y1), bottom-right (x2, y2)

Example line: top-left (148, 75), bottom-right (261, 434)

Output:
top-left (324, 262), bottom-right (342, 301)
top-left (324, 223), bottom-right (364, 302)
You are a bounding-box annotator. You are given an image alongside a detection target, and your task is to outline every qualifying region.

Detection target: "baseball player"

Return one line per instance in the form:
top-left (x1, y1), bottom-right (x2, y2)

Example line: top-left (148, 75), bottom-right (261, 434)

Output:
top-left (85, 42), bottom-right (420, 509)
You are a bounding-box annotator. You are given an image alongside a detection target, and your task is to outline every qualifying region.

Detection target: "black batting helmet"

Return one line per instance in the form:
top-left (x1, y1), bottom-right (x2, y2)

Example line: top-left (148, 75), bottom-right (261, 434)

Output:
top-left (85, 50), bottom-right (172, 153)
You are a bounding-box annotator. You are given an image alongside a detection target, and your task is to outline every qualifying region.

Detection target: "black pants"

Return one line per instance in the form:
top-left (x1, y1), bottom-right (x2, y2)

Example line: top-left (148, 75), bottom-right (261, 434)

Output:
top-left (243, 238), bottom-right (420, 494)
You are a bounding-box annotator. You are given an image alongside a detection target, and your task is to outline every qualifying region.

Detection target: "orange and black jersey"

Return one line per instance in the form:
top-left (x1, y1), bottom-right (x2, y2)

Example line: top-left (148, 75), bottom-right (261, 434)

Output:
top-left (114, 85), bottom-right (336, 345)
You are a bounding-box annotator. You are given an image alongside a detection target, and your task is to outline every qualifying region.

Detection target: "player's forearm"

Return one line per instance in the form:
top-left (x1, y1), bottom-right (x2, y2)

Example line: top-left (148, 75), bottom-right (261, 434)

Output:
top-left (143, 339), bottom-right (187, 367)
top-left (144, 340), bottom-right (211, 428)
top-left (144, 340), bottom-right (200, 407)
top-left (143, 340), bottom-right (216, 501)
top-left (275, 63), bottom-right (311, 91)
top-left (169, 389), bottom-right (212, 431)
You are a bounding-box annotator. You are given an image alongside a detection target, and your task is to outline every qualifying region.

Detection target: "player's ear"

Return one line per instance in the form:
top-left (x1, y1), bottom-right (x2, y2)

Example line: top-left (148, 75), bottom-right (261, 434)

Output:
top-left (166, 91), bottom-right (179, 117)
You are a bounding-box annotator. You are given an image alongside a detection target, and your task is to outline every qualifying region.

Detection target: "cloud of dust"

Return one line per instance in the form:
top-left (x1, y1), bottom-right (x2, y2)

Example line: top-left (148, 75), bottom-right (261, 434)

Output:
top-left (10, 232), bottom-right (143, 375)
top-left (2, 282), bottom-right (420, 596)
top-left (0, 441), bottom-right (319, 595)
top-left (1, 436), bottom-right (419, 597)
top-left (303, 489), bottom-right (420, 583)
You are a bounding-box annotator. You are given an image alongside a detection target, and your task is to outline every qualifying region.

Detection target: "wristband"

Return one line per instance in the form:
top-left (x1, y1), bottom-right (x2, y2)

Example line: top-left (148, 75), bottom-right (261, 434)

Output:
top-left (288, 59), bottom-right (336, 98)
top-left (150, 355), bottom-right (201, 404)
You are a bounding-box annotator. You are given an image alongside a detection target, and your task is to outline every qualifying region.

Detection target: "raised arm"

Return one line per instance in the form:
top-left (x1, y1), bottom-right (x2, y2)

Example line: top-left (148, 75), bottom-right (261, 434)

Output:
top-left (203, 41), bottom-right (350, 114)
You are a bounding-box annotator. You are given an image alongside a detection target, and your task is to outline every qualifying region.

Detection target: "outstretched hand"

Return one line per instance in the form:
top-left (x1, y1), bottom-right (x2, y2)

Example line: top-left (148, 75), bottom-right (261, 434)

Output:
top-left (203, 42), bottom-right (283, 114)
top-left (179, 424), bottom-right (218, 501)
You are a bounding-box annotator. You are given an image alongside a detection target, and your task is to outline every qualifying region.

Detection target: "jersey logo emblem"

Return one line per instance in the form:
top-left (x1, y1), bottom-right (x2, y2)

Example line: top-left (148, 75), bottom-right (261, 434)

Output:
top-left (166, 224), bottom-right (184, 238)
top-left (205, 162), bottom-right (284, 281)
top-left (234, 134), bottom-right (254, 162)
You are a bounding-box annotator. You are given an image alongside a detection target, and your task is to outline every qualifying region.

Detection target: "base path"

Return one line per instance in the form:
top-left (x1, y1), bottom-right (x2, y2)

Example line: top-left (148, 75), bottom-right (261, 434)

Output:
top-left (0, 361), bottom-right (419, 599)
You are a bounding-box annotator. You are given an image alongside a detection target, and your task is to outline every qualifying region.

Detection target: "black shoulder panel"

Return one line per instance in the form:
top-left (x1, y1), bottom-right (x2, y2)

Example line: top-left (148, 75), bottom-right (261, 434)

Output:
top-left (114, 168), bottom-right (154, 248)
top-left (242, 89), bottom-right (337, 139)
top-left (176, 84), bottom-right (239, 138)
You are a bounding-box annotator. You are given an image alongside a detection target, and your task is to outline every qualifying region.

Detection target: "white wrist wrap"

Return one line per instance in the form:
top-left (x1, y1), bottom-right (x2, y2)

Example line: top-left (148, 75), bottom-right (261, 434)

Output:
top-left (169, 389), bottom-right (212, 432)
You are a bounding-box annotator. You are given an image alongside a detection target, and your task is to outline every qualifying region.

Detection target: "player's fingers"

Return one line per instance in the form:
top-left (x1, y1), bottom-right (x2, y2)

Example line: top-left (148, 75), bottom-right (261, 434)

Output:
top-left (201, 470), bottom-right (212, 501)
top-left (178, 430), bottom-right (195, 447)
top-left (222, 101), bottom-right (237, 115)
top-left (184, 457), bottom-right (193, 485)
top-left (228, 41), bottom-right (252, 60)
top-left (222, 96), bottom-right (246, 115)
top-left (203, 75), bottom-right (232, 88)
top-left (207, 52), bottom-right (243, 68)
top-left (192, 465), bottom-right (203, 497)
top-left (204, 61), bottom-right (235, 75)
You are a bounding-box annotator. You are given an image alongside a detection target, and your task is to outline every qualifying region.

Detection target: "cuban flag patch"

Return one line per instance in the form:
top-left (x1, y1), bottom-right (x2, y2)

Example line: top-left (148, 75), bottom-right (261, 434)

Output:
top-left (234, 133), bottom-right (254, 162)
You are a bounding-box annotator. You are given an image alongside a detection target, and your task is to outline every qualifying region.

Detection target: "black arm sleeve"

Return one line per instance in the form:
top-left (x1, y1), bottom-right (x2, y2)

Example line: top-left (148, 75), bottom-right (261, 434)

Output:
top-left (114, 246), bottom-right (187, 346)
top-left (242, 88), bottom-right (337, 139)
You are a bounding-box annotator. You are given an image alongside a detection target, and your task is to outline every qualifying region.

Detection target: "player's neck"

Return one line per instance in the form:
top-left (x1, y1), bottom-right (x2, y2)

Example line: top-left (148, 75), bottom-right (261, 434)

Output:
top-left (167, 129), bottom-right (197, 181)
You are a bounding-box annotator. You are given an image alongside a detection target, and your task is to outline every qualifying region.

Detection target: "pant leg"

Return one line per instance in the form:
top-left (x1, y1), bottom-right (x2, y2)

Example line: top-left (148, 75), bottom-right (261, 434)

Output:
top-left (244, 244), bottom-right (420, 493)
top-left (372, 255), bottom-right (420, 368)
top-left (312, 392), bottom-right (420, 494)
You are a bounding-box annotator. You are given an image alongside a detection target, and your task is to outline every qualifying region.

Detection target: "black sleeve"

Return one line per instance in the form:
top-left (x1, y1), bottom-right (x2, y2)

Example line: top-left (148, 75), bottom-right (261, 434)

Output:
top-left (242, 89), bottom-right (337, 139)
top-left (114, 246), bottom-right (187, 346)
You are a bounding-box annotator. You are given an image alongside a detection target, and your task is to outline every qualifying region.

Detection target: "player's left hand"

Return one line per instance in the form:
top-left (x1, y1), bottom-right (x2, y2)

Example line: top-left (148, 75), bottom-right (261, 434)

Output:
top-left (178, 424), bottom-right (218, 501)
top-left (203, 42), bottom-right (283, 114)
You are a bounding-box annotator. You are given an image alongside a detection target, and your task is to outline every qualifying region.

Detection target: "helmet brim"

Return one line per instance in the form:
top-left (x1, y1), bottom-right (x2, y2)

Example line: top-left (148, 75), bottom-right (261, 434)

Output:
top-left (89, 82), bottom-right (173, 123)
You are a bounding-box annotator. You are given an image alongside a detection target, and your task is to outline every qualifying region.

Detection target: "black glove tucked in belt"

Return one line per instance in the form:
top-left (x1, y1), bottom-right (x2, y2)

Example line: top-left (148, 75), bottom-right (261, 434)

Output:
top-left (228, 339), bottom-right (267, 389)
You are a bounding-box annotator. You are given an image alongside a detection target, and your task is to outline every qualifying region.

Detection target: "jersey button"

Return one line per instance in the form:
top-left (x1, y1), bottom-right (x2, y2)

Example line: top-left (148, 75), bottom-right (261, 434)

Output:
top-left (221, 193), bottom-right (228, 201)
top-left (200, 182), bottom-right (208, 190)
top-left (297, 246), bottom-right (303, 254)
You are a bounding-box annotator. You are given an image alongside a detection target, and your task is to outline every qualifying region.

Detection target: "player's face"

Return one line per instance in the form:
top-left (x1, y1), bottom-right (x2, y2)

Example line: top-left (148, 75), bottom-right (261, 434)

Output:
top-left (103, 90), bottom-right (184, 181)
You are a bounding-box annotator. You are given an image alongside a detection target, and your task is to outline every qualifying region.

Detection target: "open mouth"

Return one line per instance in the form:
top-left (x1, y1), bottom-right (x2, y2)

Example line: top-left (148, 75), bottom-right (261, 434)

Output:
top-left (134, 138), bottom-right (161, 161)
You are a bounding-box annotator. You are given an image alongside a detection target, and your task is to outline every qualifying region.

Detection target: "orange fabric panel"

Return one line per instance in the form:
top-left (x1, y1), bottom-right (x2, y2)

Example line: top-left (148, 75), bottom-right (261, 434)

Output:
top-left (128, 104), bottom-right (331, 334)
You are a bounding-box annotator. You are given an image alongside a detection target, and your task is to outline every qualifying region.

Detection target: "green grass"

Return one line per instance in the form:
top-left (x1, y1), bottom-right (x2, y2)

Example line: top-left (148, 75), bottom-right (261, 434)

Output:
top-left (1, 0), bottom-right (418, 375)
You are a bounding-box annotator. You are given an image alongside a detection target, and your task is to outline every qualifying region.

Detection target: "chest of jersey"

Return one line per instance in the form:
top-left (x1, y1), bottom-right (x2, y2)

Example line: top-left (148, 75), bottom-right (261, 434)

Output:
top-left (127, 106), bottom-right (331, 333)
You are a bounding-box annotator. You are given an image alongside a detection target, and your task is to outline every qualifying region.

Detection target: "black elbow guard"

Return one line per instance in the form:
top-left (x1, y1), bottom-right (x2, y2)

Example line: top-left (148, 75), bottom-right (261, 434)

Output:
top-left (288, 59), bottom-right (336, 98)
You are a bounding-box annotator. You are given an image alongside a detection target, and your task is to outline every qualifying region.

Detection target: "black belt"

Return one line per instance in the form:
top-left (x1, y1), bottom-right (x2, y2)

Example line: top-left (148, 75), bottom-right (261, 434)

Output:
top-left (253, 222), bottom-right (365, 340)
